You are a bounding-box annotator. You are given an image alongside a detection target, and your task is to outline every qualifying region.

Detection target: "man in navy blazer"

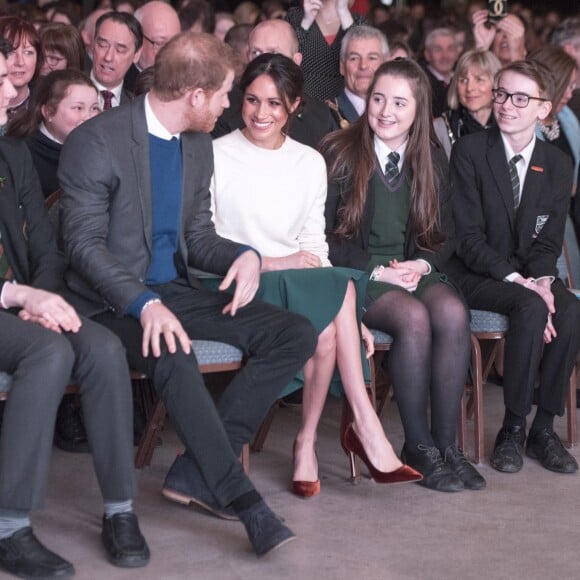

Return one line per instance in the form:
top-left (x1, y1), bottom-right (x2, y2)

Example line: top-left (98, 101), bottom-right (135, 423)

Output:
top-left (447, 60), bottom-right (580, 475)
top-left (328, 25), bottom-right (389, 129)
top-left (59, 32), bottom-right (317, 556)
top-left (0, 40), bottom-right (149, 578)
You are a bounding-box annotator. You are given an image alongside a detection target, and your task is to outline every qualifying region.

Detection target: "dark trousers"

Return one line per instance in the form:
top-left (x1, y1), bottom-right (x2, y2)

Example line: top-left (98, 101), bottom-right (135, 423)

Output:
top-left (456, 276), bottom-right (580, 418)
top-left (93, 280), bottom-right (317, 506)
top-left (0, 312), bottom-right (136, 510)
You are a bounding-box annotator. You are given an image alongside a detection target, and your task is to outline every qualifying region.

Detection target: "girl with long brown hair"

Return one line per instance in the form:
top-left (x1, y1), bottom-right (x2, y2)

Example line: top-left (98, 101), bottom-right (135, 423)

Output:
top-left (321, 59), bottom-right (485, 492)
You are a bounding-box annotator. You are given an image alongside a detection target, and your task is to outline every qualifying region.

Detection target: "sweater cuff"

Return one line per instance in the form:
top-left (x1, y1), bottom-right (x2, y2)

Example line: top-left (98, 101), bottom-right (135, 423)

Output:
top-left (124, 290), bottom-right (161, 319)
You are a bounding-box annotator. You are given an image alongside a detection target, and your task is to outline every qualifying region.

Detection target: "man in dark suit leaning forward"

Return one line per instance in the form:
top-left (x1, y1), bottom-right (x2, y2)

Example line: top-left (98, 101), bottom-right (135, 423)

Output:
top-left (59, 32), bottom-right (318, 556)
top-left (447, 60), bottom-right (580, 475)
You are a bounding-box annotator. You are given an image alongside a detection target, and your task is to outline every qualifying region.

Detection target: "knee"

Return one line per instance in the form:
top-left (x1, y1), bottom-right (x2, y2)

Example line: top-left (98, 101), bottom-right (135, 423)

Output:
top-left (431, 297), bottom-right (469, 335)
top-left (277, 313), bottom-right (318, 356)
top-left (23, 332), bottom-right (75, 384)
top-left (69, 325), bottom-right (129, 378)
top-left (151, 347), bottom-right (203, 398)
top-left (399, 302), bottom-right (430, 335)
top-left (314, 323), bottom-right (337, 358)
top-left (554, 298), bottom-right (580, 338)
top-left (511, 291), bottom-right (548, 330)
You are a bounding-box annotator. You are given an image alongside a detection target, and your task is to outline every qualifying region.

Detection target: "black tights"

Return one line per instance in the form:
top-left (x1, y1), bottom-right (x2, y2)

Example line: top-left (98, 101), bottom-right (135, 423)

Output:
top-left (363, 282), bottom-right (470, 450)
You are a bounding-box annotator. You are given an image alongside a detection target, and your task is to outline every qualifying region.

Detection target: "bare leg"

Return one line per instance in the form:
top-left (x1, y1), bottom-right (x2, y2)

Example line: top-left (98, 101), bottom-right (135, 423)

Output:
top-left (335, 282), bottom-right (402, 472)
top-left (293, 323), bottom-right (337, 482)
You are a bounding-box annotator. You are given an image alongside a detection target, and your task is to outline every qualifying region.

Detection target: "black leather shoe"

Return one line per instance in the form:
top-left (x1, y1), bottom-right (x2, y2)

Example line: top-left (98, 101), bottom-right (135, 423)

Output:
top-left (54, 400), bottom-right (90, 454)
top-left (101, 513), bottom-right (150, 568)
top-left (0, 527), bottom-right (74, 578)
top-left (238, 500), bottom-right (295, 556)
top-left (490, 426), bottom-right (526, 473)
top-left (441, 444), bottom-right (486, 490)
top-left (401, 444), bottom-right (464, 492)
top-left (162, 454), bottom-right (238, 521)
top-left (526, 427), bottom-right (579, 474)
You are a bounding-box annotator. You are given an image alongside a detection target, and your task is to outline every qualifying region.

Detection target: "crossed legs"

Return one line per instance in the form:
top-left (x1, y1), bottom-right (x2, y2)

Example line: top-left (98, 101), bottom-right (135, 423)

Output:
top-left (293, 281), bottom-right (403, 484)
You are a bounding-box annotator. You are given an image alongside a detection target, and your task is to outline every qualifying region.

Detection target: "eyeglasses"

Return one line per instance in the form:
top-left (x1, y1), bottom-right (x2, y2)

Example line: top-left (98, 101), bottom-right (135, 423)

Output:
top-left (44, 54), bottom-right (66, 67)
top-left (143, 34), bottom-right (167, 50)
top-left (492, 88), bottom-right (549, 108)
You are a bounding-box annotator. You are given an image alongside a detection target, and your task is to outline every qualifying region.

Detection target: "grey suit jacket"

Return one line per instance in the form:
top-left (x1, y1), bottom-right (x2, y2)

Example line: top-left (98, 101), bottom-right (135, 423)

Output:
top-left (59, 95), bottom-right (243, 316)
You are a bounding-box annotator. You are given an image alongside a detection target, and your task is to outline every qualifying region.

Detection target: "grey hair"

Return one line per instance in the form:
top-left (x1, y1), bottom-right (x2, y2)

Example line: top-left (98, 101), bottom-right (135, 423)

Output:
top-left (424, 27), bottom-right (456, 50)
top-left (551, 17), bottom-right (580, 47)
top-left (340, 25), bottom-right (389, 61)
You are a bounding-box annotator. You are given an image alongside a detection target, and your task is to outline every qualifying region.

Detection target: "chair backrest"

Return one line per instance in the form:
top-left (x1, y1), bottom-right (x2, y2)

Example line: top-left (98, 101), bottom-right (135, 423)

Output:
top-left (562, 216), bottom-right (580, 288)
top-left (557, 241), bottom-right (574, 289)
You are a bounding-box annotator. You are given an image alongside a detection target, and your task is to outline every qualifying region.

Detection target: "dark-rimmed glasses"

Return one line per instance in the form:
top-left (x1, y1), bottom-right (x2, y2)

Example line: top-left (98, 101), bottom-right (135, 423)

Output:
top-left (492, 88), bottom-right (549, 108)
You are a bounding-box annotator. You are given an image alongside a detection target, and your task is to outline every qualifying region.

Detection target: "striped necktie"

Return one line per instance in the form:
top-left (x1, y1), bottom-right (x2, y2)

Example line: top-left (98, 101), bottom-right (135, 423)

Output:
top-left (101, 90), bottom-right (114, 111)
top-left (0, 233), bottom-right (13, 281)
top-left (384, 151), bottom-right (400, 184)
top-left (509, 154), bottom-right (523, 210)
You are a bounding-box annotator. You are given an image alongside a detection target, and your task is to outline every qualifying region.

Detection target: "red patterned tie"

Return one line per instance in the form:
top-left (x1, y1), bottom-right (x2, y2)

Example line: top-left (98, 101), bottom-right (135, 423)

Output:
top-left (101, 90), bottom-right (114, 111)
top-left (0, 238), bottom-right (13, 281)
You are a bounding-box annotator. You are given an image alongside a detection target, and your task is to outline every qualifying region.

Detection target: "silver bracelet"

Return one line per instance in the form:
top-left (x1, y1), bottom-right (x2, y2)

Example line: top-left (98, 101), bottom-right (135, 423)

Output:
top-left (141, 298), bottom-right (162, 315)
top-left (369, 265), bottom-right (384, 282)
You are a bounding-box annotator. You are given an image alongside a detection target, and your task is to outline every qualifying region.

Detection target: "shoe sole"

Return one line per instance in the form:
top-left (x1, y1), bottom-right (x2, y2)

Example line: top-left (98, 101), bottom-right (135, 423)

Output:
top-left (463, 480), bottom-right (487, 490)
top-left (0, 562), bottom-right (75, 579)
top-left (257, 534), bottom-right (296, 557)
top-left (489, 458), bottom-right (523, 473)
top-left (161, 487), bottom-right (239, 521)
top-left (106, 553), bottom-right (150, 569)
top-left (416, 479), bottom-right (464, 492)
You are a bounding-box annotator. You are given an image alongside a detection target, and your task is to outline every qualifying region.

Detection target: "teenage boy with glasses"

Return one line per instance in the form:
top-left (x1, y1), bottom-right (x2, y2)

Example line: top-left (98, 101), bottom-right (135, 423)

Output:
top-left (445, 60), bottom-right (580, 476)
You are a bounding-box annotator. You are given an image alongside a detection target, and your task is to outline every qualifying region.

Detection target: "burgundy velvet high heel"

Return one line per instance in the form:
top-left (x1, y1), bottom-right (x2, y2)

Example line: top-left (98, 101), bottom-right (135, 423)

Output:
top-left (341, 423), bottom-right (423, 484)
top-left (291, 440), bottom-right (321, 498)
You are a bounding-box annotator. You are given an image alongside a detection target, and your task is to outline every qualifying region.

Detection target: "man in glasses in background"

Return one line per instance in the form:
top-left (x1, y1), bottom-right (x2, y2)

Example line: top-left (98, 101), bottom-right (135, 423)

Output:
top-left (125, 1), bottom-right (181, 93)
top-left (445, 60), bottom-right (580, 477)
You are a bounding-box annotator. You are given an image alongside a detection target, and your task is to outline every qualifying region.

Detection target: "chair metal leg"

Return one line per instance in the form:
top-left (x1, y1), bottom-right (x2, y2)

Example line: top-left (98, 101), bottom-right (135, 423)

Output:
top-left (566, 366), bottom-right (577, 447)
top-left (461, 335), bottom-right (484, 464)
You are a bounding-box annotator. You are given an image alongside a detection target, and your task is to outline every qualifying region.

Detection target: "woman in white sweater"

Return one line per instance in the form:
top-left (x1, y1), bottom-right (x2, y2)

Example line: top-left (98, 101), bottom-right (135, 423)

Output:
top-left (209, 54), bottom-right (421, 497)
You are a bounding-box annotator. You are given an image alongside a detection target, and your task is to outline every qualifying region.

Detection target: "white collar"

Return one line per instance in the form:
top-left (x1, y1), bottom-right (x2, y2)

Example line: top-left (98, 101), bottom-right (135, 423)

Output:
top-left (343, 87), bottom-right (366, 117)
top-left (39, 122), bottom-right (62, 144)
top-left (500, 133), bottom-right (536, 167)
top-left (144, 93), bottom-right (180, 140)
top-left (90, 70), bottom-right (123, 104)
top-left (373, 135), bottom-right (408, 171)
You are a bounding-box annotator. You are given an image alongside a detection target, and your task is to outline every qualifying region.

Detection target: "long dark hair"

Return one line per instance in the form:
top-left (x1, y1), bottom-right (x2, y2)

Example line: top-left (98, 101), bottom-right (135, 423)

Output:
top-left (320, 59), bottom-right (444, 250)
top-left (7, 69), bottom-right (95, 138)
top-left (239, 52), bottom-right (304, 134)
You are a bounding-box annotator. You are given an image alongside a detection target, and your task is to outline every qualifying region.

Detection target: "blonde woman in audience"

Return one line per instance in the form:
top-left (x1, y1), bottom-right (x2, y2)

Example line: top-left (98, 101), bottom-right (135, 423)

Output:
top-left (433, 49), bottom-right (501, 158)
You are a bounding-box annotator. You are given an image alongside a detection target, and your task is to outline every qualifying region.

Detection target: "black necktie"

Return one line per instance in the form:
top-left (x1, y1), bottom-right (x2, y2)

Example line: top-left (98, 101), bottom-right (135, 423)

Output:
top-left (384, 151), bottom-right (400, 184)
top-left (509, 154), bottom-right (523, 210)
